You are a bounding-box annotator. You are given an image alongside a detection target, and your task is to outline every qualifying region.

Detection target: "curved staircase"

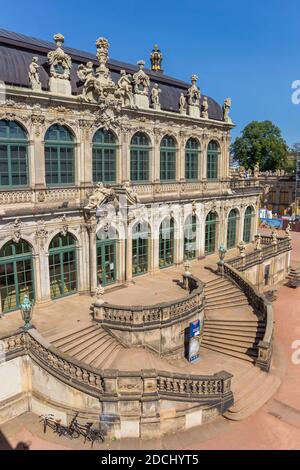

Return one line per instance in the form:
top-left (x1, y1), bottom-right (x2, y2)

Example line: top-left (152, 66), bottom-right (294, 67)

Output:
top-left (201, 277), bottom-right (265, 363)
top-left (46, 323), bottom-right (124, 369)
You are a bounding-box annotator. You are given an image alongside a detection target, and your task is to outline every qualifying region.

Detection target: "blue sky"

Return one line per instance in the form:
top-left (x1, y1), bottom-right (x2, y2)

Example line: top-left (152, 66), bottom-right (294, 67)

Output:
top-left (1, 0), bottom-right (299, 145)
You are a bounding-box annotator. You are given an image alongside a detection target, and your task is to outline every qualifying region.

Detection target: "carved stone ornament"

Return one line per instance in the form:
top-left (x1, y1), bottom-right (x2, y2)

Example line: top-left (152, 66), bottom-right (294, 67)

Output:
top-left (179, 93), bottom-right (187, 114)
top-left (29, 56), bottom-right (42, 91)
top-left (60, 214), bottom-right (69, 237)
top-left (31, 104), bottom-right (45, 137)
top-left (35, 219), bottom-right (48, 249)
top-left (187, 75), bottom-right (201, 107)
top-left (77, 37), bottom-right (117, 104)
top-left (47, 34), bottom-right (72, 80)
top-left (85, 183), bottom-right (116, 210)
top-left (10, 218), bottom-right (22, 244)
top-left (122, 181), bottom-right (139, 205)
top-left (132, 60), bottom-right (150, 96)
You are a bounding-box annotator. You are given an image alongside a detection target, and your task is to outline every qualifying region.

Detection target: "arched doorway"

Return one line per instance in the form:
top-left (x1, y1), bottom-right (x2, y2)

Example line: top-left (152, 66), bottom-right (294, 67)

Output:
top-left (96, 227), bottom-right (117, 286)
top-left (0, 239), bottom-right (34, 313)
top-left (49, 233), bottom-right (77, 299)
top-left (159, 217), bottom-right (175, 268)
top-left (227, 209), bottom-right (239, 249)
top-left (132, 222), bottom-right (150, 276)
top-left (184, 214), bottom-right (197, 260)
top-left (243, 206), bottom-right (254, 243)
top-left (205, 211), bottom-right (218, 255)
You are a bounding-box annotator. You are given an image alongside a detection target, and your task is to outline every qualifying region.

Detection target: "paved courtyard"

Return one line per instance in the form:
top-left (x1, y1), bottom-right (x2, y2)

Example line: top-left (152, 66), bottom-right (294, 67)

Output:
top-left (0, 231), bottom-right (299, 449)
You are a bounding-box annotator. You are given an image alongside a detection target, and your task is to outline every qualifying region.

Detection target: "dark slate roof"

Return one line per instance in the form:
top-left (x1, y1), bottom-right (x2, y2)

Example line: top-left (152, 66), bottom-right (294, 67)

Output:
top-left (0, 29), bottom-right (224, 121)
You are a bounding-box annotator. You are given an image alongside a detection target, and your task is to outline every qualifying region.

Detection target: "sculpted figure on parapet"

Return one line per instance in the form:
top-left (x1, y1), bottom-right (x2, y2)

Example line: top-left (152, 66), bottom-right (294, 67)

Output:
top-left (85, 183), bottom-right (115, 210)
top-left (29, 57), bottom-right (41, 91)
top-left (117, 70), bottom-right (135, 108)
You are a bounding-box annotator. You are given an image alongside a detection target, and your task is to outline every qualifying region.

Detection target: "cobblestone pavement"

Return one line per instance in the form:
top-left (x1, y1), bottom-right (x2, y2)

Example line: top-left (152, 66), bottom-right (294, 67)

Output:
top-left (0, 231), bottom-right (299, 450)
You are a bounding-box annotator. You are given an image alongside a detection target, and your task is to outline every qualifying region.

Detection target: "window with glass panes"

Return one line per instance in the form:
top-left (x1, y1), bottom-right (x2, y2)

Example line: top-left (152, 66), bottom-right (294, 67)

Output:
top-left (49, 233), bottom-right (77, 299)
top-left (184, 214), bottom-right (197, 260)
top-left (227, 209), bottom-right (238, 249)
top-left (185, 138), bottom-right (199, 180)
top-left (207, 141), bottom-right (219, 180)
top-left (0, 240), bottom-right (34, 313)
top-left (159, 218), bottom-right (175, 268)
top-left (205, 211), bottom-right (218, 255)
top-left (93, 129), bottom-right (117, 183)
top-left (130, 132), bottom-right (150, 182)
top-left (96, 238), bottom-right (116, 286)
top-left (243, 207), bottom-right (254, 243)
top-left (160, 136), bottom-right (176, 181)
top-left (45, 125), bottom-right (75, 186)
top-left (0, 120), bottom-right (28, 188)
top-left (132, 222), bottom-right (149, 276)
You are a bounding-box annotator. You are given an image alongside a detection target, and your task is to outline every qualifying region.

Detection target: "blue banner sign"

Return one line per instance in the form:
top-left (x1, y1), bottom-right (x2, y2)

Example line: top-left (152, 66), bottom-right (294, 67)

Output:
top-left (189, 319), bottom-right (201, 363)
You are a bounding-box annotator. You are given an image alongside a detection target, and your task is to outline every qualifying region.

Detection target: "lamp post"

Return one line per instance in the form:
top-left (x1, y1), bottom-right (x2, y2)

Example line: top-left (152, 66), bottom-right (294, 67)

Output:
top-left (20, 295), bottom-right (33, 330)
top-left (218, 244), bottom-right (227, 276)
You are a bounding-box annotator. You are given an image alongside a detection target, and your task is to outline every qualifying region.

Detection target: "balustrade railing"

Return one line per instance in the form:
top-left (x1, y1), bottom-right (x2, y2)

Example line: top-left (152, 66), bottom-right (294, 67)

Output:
top-left (93, 274), bottom-right (204, 330)
top-left (0, 329), bottom-right (232, 403)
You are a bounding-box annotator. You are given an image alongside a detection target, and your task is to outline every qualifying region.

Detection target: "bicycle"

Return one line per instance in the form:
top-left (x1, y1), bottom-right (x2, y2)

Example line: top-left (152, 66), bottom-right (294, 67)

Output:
top-left (39, 414), bottom-right (69, 437)
top-left (67, 413), bottom-right (104, 447)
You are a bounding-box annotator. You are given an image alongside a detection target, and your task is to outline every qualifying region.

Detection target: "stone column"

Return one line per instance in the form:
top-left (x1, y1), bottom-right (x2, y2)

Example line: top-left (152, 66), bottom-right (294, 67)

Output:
top-left (179, 138), bottom-right (185, 181)
top-left (121, 129), bottom-right (130, 183)
top-left (125, 229), bottom-right (133, 282)
top-left (153, 132), bottom-right (161, 182)
top-left (31, 136), bottom-right (45, 189)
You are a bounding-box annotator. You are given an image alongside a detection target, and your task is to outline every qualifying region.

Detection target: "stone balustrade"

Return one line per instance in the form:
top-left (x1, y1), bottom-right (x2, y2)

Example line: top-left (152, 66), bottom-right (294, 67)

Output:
top-left (227, 236), bottom-right (292, 271)
top-left (0, 329), bottom-right (233, 404)
top-left (222, 263), bottom-right (273, 371)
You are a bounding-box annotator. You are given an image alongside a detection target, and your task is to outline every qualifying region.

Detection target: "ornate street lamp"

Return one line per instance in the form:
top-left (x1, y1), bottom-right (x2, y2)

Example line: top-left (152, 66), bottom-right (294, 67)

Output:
top-left (20, 295), bottom-right (33, 330)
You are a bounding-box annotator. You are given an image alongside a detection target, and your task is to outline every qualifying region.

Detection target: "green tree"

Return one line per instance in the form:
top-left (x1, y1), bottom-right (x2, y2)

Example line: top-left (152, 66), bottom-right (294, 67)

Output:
top-left (231, 121), bottom-right (288, 171)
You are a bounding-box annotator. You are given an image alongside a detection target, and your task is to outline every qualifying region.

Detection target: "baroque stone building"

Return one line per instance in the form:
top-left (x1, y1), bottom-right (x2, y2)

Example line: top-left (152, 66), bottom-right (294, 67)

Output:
top-left (0, 29), bottom-right (261, 315)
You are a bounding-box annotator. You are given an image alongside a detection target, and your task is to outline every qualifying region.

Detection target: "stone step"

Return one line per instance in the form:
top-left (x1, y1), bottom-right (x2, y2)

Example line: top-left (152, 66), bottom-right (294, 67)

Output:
top-left (204, 280), bottom-right (233, 292)
top-left (225, 374), bottom-right (281, 420)
top-left (90, 342), bottom-right (123, 368)
top-left (201, 338), bottom-right (258, 356)
top-left (200, 342), bottom-right (255, 363)
top-left (202, 333), bottom-right (260, 348)
top-left (79, 336), bottom-right (118, 365)
top-left (73, 334), bottom-right (115, 362)
top-left (205, 290), bottom-right (246, 302)
top-left (204, 319), bottom-right (264, 326)
top-left (205, 300), bottom-right (249, 310)
top-left (48, 324), bottom-right (96, 344)
top-left (60, 330), bottom-right (109, 355)
top-left (203, 324), bottom-right (265, 334)
top-left (100, 344), bottom-right (123, 369)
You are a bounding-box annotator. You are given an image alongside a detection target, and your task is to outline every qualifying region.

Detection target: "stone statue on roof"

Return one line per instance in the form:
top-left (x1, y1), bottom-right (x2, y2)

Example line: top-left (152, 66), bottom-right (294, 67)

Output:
top-left (201, 96), bottom-right (209, 119)
top-left (150, 83), bottom-right (161, 110)
top-left (187, 75), bottom-right (201, 107)
top-left (179, 93), bottom-right (187, 114)
top-left (223, 98), bottom-right (232, 123)
top-left (117, 70), bottom-right (135, 108)
top-left (29, 57), bottom-right (41, 91)
top-left (133, 61), bottom-right (150, 96)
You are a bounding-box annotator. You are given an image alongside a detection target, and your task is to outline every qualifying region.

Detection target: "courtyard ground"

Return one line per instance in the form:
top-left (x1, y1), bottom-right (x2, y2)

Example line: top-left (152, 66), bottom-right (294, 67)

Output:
top-left (0, 230), bottom-right (299, 450)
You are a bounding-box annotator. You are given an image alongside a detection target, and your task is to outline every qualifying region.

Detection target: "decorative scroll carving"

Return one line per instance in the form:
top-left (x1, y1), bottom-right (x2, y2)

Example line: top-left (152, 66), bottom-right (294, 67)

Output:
top-left (10, 218), bottom-right (22, 243)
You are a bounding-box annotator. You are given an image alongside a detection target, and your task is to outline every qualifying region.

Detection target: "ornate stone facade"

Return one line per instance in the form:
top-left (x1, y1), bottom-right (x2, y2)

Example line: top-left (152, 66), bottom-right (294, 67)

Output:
top-left (0, 31), bottom-right (261, 314)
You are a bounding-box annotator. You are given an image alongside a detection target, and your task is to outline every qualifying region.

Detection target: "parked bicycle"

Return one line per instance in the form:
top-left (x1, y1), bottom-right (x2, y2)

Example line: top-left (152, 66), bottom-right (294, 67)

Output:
top-left (40, 412), bottom-right (104, 447)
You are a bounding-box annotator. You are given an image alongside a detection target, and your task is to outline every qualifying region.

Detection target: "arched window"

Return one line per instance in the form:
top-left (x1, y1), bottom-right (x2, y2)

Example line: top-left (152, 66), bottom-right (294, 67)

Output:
top-left (160, 135), bottom-right (176, 181)
top-left (184, 214), bottom-right (197, 260)
top-left (45, 124), bottom-right (75, 186)
top-left (185, 138), bottom-right (199, 180)
top-left (0, 120), bottom-right (28, 188)
top-left (96, 227), bottom-right (117, 287)
top-left (207, 140), bottom-right (220, 180)
top-left (93, 129), bottom-right (117, 183)
top-left (205, 211), bottom-right (218, 255)
top-left (159, 217), bottom-right (175, 268)
top-left (130, 132), bottom-right (150, 182)
top-left (227, 209), bottom-right (239, 249)
top-left (132, 222), bottom-right (150, 276)
top-left (49, 233), bottom-right (77, 299)
top-left (243, 206), bottom-right (254, 243)
top-left (0, 240), bottom-right (34, 313)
